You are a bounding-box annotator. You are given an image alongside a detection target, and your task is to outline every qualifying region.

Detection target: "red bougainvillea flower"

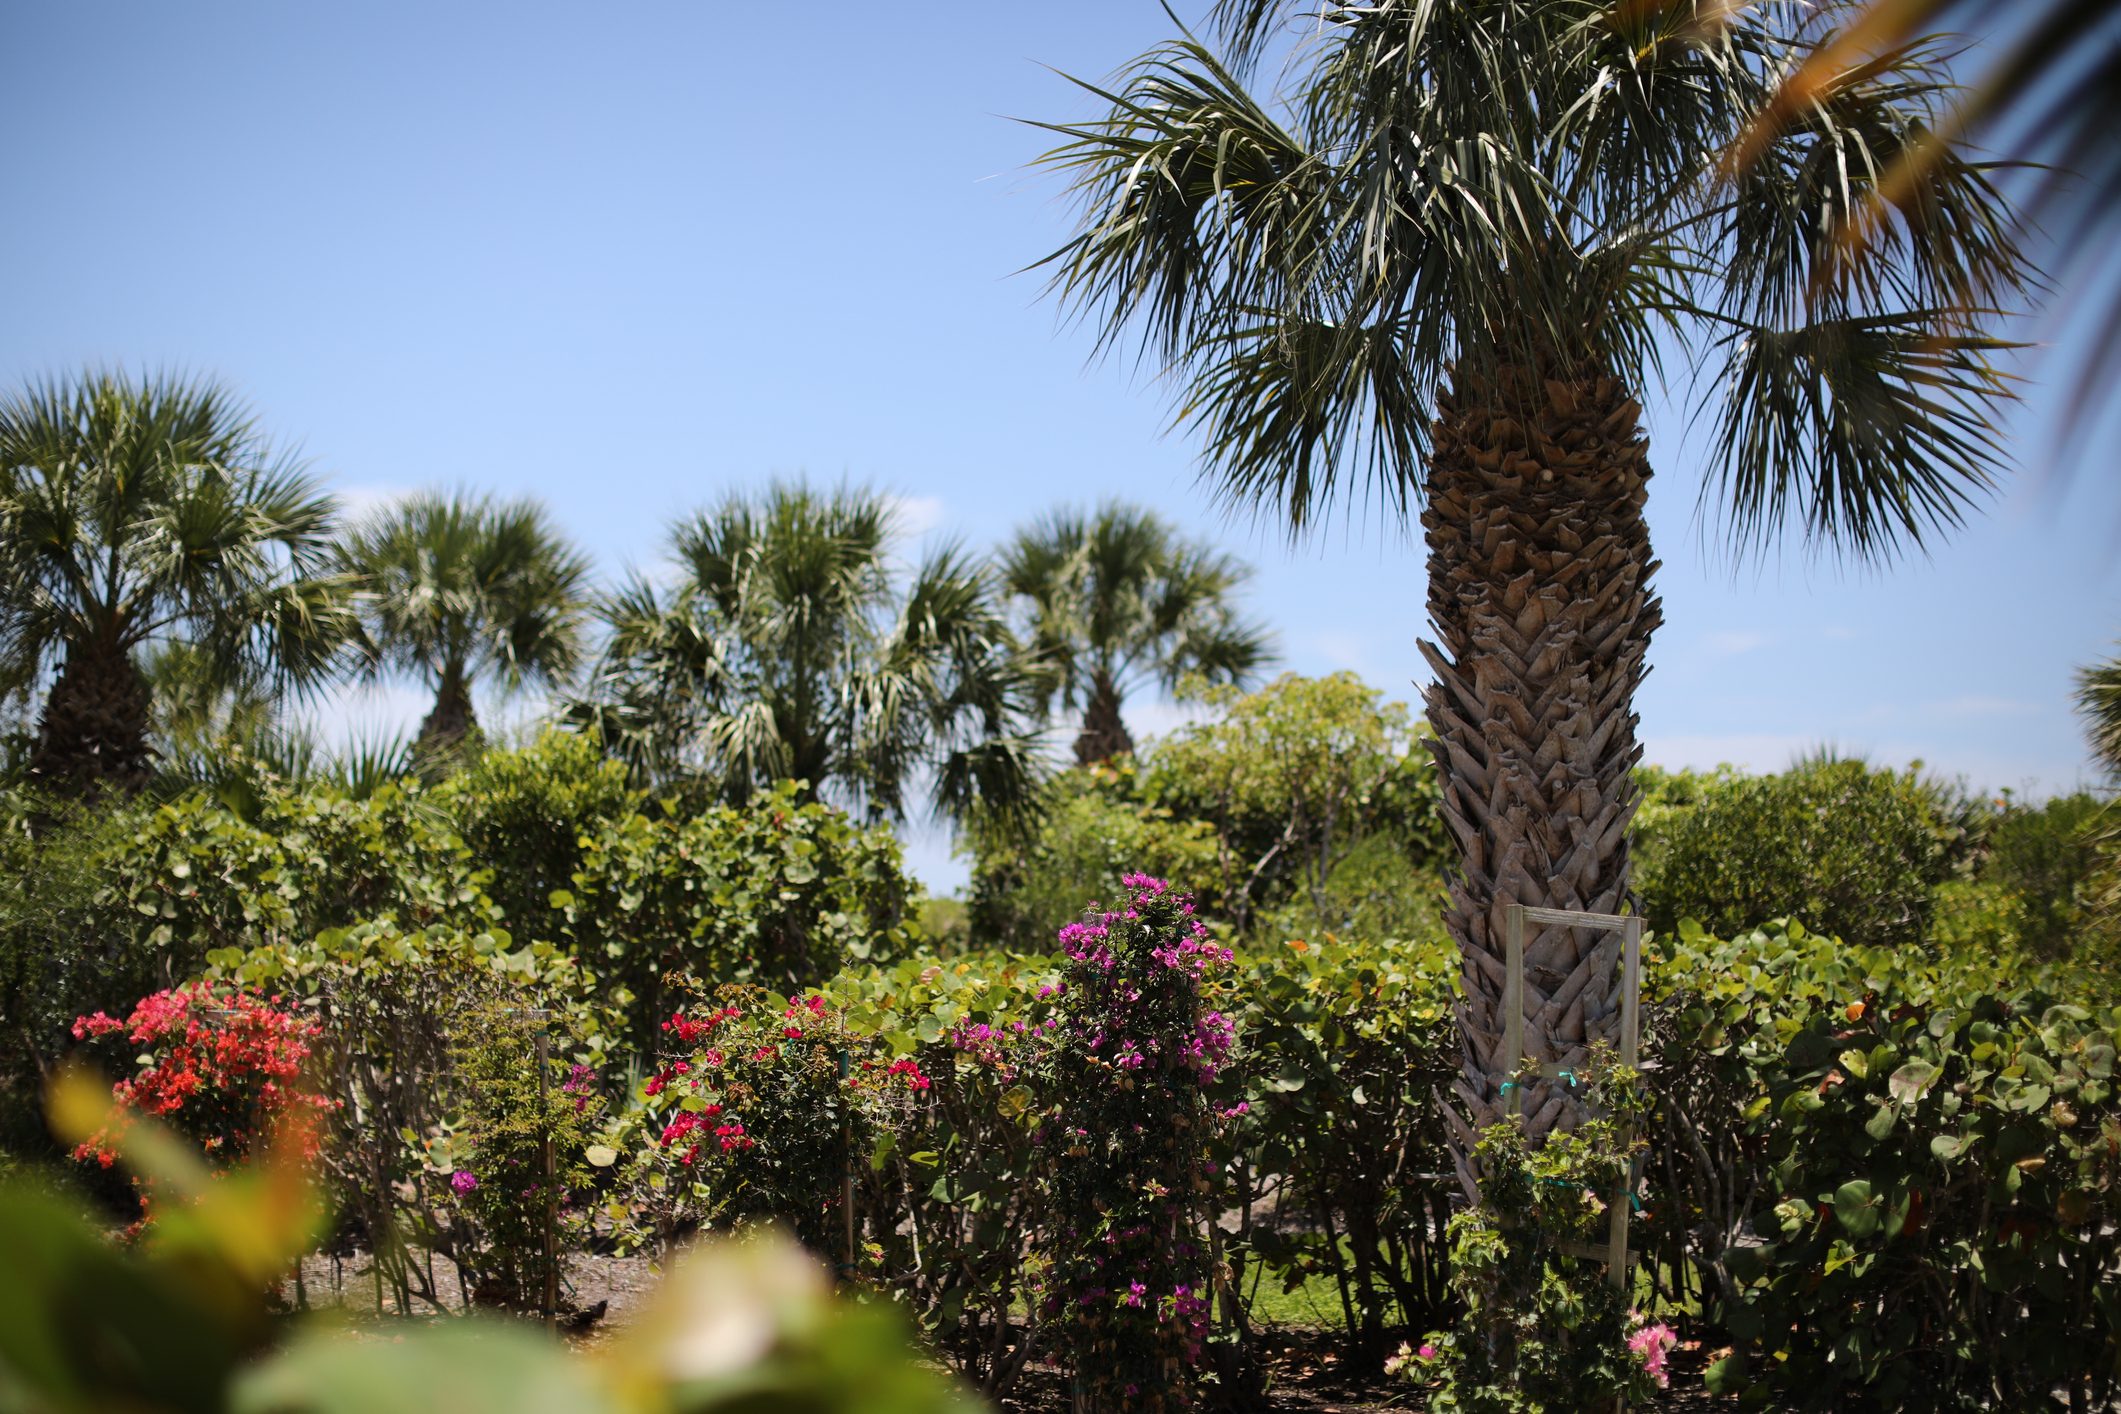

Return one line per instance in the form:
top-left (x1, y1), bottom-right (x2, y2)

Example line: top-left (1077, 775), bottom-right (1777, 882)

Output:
top-left (69, 982), bottom-right (335, 1182)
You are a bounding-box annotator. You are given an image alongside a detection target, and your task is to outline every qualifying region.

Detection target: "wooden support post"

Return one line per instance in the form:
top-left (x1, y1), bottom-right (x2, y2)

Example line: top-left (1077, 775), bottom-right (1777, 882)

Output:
top-left (1501, 903), bottom-right (1648, 1411)
top-left (536, 1019), bottom-right (557, 1331)
top-left (1503, 905), bottom-right (1525, 1118)
top-left (839, 1047), bottom-right (856, 1283)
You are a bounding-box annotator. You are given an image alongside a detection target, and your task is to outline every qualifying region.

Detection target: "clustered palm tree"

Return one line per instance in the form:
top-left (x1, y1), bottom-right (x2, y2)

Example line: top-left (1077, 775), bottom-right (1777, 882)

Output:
top-left (0, 371), bottom-right (352, 794)
top-left (1036, 0), bottom-right (2030, 1169)
top-left (1003, 502), bottom-right (1270, 764)
top-left (336, 490), bottom-right (592, 762)
top-left (574, 482), bottom-right (1047, 828)
top-left (0, 370), bottom-right (1253, 830)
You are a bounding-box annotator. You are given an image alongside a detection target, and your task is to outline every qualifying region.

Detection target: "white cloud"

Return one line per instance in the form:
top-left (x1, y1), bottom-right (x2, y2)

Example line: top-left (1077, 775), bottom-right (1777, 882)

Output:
top-left (331, 482), bottom-right (413, 524)
top-left (1924, 695), bottom-right (2041, 719)
top-left (1702, 629), bottom-right (1768, 657)
top-left (1820, 625), bottom-right (1859, 642)
top-left (885, 494), bottom-right (947, 541)
top-left (1641, 731), bottom-right (1815, 774)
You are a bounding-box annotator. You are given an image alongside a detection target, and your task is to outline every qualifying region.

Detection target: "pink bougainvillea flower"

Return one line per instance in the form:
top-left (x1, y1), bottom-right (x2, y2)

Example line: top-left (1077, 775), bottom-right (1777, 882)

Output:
top-left (1627, 1321), bottom-right (1676, 1387)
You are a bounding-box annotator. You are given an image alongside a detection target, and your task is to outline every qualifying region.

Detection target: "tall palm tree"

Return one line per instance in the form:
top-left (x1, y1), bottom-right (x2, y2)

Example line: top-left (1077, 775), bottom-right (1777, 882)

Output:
top-left (0, 370), bottom-right (351, 794)
top-left (1003, 501), bottom-right (1271, 764)
top-left (1036, 0), bottom-right (2029, 1165)
top-left (575, 482), bottom-right (1044, 826)
top-left (337, 490), bottom-right (591, 760)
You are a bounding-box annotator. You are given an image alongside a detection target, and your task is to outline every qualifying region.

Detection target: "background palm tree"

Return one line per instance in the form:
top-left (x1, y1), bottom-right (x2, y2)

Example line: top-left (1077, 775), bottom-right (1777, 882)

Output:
top-left (1002, 501), bottom-right (1271, 764)
top-left (0, 370), bottom-right (350, 794)
top-left (338, 490), bottom-right (592, 763)
top-left (1036, 0), bottom-right (2029, 1168)
top-left (2080, 646), bottom-right (2121, 783)
top-left (575, 482), bottom-right (1044, 827)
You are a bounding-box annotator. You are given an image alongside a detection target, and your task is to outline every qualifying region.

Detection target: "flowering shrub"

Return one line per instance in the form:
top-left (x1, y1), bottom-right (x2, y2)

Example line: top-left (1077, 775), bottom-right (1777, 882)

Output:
top-left (1402, 1053), bottom-right (1664, 1413)
top-left (1030, 874), bottom-right (1235, 1412)
top-left (208, 918), bottom-right (610, 1314)
top-left (620, 984), bottom-right (926, 1256)
top-left (69, 982), bottom-right (334, 1220)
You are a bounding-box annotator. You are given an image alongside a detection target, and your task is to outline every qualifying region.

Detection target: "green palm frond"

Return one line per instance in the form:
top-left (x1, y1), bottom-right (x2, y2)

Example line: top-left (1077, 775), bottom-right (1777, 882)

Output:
top-left (1001, 500), bottom-right (1272, 725)
top-left (0, 368), bottom-right (356, 730)
top-left (1034, 0), bottom-right (2030, 557)
top-left (1764, 0), bottom-right (2120, 453)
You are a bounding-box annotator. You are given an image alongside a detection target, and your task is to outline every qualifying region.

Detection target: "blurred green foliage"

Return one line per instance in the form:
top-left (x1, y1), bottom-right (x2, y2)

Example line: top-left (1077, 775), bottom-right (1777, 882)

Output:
top-left (0, 1075), bottom-right (976, 1414)
top-left (967, 672), bottom-right (1447, 950)
top-left (1637, 757), bottom-right (1946, 947)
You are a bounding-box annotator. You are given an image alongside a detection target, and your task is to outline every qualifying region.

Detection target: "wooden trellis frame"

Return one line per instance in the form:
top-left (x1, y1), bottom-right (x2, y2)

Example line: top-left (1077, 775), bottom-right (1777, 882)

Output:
top-left (1501, 903), bottom-right (1643, 1291)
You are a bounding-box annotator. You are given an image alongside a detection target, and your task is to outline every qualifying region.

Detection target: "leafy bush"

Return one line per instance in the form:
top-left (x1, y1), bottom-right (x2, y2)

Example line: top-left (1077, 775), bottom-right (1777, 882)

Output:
top-left (1143, 673), bottom-right (1444, 937)
top-left (445, 999), bottom-right (607, 1309)
top-left (964, 760), bottom-right (1220, 951)
top-left (1979, 791), bottom-right (2108, 959)
top-left (1638, 758), bottom-right (1943, 947)
top-left (433, 730), bottom-right (637, 931)
top-left (1406, 1058), bottom-right (1668, 1412)
top-left (556, 779), bottom-right (915, 1045)
top-left (1218, 933), bottom-right (1458, 1364)
top-left (0, 793), bottom-right (155, 1154)
top-left (835, 952), bottom-right (1058, 1398)
top-left (207, 918), bottom-right (608, 1313)
top-left (966, 672), bottom-right (1446, 949)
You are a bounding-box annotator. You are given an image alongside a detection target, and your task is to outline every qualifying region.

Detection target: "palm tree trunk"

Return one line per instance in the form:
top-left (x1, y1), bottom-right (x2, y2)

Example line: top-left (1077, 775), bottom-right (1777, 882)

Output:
top-left (415, 663), bottom-right (479, 767)
top-left (30, 642), bottom-right (155, 794)
top-left (1071, 671), bottom-right (1134, 766)
top-left (1417, 358), bottom-right (1661, 1192)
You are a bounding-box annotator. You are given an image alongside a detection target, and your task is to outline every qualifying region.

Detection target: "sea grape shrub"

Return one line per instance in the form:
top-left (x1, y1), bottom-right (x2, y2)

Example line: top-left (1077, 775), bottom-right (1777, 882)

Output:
top-left (1223, 933), bottom-right (1462, 1362)
top-left (1651, 922), bottom-right (2121, 1410)
top-left (69, 982), bottom-right (334, 1218)
top-left (1406, 1055), bottom-right (1665, 1413)
top-left (1030, 874), bottom-right (1235, 1413)
top-left (556, 781), bottom-right (917, 1048)
top-left (445, 999), bottom-right (606, 1309)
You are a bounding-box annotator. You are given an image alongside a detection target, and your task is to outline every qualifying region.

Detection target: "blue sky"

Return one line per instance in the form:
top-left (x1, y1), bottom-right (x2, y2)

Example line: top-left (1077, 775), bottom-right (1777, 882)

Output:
top-left (5, 2), bottom-right (2117, 891)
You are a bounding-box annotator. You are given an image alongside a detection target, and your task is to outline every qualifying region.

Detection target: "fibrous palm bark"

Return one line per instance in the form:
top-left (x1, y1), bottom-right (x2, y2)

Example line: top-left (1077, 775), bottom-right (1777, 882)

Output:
top-left (1072, 671), bottom-right (1136, 766)
top-left (1418, 359), bottom-right (1659, 1185)
top-left (415, 663), bottom-right (479, 764)
top-left (31, 645), bottom-right (156, 793)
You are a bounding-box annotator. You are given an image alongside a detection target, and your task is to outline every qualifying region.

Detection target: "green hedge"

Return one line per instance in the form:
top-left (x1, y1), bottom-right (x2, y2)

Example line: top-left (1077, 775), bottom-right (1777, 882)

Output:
top-left (0, 731), bottom-right (916, 1158)
top-left (593, 920), bottom-right (2119, 1407)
